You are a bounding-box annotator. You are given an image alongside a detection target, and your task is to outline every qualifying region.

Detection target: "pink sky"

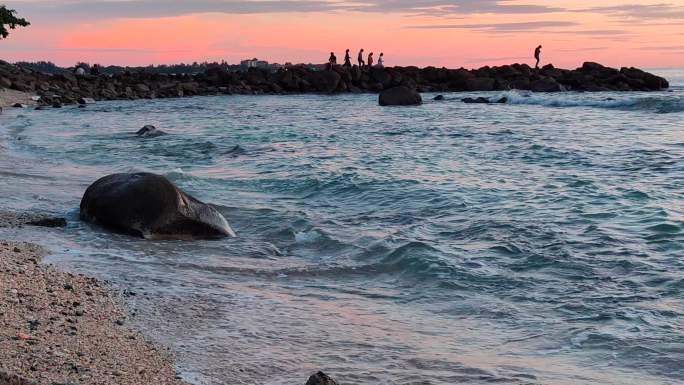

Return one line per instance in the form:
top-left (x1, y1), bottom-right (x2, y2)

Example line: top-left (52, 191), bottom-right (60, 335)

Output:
top-left (1, 0), bottom-right (683, 68)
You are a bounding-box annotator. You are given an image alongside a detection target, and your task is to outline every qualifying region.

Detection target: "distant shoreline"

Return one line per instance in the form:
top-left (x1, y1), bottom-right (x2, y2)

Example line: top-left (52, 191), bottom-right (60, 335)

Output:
top-left (0, 60), bottom-right (670, 108)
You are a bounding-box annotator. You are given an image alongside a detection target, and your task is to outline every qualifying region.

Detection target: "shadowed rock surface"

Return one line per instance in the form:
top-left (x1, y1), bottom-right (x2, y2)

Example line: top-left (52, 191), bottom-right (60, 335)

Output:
top-left (379, 86), bottom-right (422, 106)
top-left (135, 125), bottom-right (167, 138)
top-left (304, 372), bottom-right (339, 385)
top-left (0, 60), bottom-right (669, 107)
top-left (80, 173), bottom-right (235, 240)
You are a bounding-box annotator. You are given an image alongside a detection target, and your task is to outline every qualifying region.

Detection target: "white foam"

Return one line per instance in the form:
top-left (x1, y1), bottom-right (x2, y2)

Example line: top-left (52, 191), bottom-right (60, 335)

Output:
top-left (494, 90), bottom-right (684, 113)
top-left (294, 230), bottom-right (323, 243)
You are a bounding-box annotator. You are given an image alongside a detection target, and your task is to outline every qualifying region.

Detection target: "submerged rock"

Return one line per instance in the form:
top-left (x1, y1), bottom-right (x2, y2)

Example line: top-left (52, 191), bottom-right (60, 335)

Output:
top-left (462, 96), bottom-right (508, 104)
top-left (27, 217), bottom-right (67, 228)
top-left (77, 97), bottom-right (96, 105)
top-left (433, 94), bottom-right (445, 101)
top-left (379, 86), bottom-right (422, 106)
top-left (135, 125), bottom-right (167, 138)
top-left (462, 96), bottom-right (491, 104)
top-left (80, 173), bottom-right (236, 240)
top-left (305, 372), bottom-right (339, 385)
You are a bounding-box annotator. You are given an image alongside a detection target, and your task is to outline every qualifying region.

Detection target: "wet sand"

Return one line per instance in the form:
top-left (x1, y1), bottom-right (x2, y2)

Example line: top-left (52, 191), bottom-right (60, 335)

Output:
top-left (0, 214), bottom-right (187, 385)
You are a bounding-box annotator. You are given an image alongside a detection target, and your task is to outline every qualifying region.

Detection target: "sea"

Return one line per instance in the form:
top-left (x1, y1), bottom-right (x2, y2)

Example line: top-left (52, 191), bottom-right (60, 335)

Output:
top-left (0, 69), bottom-right (682, 385)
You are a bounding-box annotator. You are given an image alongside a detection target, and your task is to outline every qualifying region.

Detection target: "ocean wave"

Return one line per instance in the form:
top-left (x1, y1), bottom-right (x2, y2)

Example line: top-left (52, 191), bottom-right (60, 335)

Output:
top-left (498, 91), bottom-right (684, 113)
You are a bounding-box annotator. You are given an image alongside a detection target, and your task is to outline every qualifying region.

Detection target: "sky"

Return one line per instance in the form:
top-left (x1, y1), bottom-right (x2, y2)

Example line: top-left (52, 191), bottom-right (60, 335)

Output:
top-left (1, 0), bottom-right (683, 68)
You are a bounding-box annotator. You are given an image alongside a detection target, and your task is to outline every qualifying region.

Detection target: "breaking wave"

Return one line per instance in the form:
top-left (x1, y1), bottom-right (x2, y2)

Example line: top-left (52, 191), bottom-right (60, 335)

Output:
top-left (498, 90), bottom-right (684, 113)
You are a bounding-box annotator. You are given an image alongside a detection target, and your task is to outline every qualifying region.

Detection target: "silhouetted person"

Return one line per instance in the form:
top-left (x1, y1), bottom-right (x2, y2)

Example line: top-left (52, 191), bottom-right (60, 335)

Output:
top-left (534, 45), bottom-right (542, 69)
top-left (328, 51), bottom-right (337, 70)
top-left (344, 49), bottom-right (351, 67)
top-left (368, 52), bottom-right (374, 68)
top-left (358, 49), bottom-right (365, 68)
top-left (377, 53), bottom-right (384, 68)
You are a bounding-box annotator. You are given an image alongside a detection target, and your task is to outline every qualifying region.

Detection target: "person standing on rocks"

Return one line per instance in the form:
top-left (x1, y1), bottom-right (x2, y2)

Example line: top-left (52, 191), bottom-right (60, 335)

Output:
top-left (358, 49), bottom-right (365, 68)
top-left (368, 52), bottom-right (374, 68)
top-left (344, 49), bottom-right (352, 67)
top-left (377, 53), bottom-right (384, 68)
top-left (534, 45), bottom-right (542, 69)
top-left (328, 52), bottom-right (337, 70)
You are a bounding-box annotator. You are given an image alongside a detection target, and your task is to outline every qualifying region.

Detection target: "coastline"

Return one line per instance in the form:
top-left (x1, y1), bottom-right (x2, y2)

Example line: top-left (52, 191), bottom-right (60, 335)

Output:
top-left (0, 60), bottom-right (670, 108)
top-left (0, 213), bottom-right (187, 385)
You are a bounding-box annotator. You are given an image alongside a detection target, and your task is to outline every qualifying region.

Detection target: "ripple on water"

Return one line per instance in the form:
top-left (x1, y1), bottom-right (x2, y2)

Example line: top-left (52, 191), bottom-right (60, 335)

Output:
top-left (1, 91), bottom-right (683, 385)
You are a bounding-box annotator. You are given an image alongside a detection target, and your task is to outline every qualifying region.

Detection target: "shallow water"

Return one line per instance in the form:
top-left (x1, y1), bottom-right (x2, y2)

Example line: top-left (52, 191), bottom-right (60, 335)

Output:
top-left (0, 69), bottom-right (683, 385)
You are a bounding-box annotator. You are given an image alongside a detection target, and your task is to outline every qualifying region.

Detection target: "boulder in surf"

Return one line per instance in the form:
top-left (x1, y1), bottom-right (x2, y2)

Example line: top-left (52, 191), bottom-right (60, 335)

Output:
top-left (136, 125), bottom-right (167, 138)
top-left (80, 173), bottom-right (236, 240)
top-left (305, 372), bottom-right (339, 385)
top-left (378, 86), bottom-right (422, 106)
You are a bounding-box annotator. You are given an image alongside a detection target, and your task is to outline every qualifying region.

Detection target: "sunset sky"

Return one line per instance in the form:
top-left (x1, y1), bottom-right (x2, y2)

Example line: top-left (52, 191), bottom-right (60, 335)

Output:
top-left (2, 0), bottom-right (684, 68)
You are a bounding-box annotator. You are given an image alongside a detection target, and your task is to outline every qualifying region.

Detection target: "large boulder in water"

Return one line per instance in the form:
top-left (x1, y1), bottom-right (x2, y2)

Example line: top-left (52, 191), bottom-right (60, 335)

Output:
top-left (378, 86), bottom-right (422, 106)
top-left (80, 173), bottom-right (236, 240)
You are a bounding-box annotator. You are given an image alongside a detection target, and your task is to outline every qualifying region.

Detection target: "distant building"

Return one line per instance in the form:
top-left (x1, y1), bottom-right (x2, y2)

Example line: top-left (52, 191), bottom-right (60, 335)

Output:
top-left (240, 58), bottom-right (269, 69)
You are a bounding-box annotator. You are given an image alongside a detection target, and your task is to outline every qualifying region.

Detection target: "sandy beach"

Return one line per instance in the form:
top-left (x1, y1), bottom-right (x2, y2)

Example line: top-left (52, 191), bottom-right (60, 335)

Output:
top-left (0, 213), bottom-right (186, 385)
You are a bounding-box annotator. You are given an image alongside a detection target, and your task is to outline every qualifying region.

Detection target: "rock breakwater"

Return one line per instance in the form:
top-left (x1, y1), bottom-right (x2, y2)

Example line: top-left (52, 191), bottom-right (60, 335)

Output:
top-left (0, 60), bottom-right (669, 107)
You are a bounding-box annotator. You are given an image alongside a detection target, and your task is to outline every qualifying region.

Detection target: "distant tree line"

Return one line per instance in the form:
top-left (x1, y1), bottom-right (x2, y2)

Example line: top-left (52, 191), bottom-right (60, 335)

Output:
top-left (14, 60), bottom-right (249, 75)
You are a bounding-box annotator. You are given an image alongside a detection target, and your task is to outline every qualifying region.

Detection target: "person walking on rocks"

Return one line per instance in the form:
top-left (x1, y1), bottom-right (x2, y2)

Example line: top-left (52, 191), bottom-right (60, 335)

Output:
top-left (534, 45), bottom-right (542, 69)
top-left (344, 49), bottom-right (352, 67)
top-left (368, 52), bottom-right (374, 68)
top-left (358, 49), bottom-right (365, 68)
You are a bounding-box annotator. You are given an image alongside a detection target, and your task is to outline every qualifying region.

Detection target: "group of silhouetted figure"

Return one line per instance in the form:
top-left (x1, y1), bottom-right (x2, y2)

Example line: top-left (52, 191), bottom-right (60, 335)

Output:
top-left (326, 45), bottom-right (543, 71)
top-left (328, 49), bottom-right (384, 70)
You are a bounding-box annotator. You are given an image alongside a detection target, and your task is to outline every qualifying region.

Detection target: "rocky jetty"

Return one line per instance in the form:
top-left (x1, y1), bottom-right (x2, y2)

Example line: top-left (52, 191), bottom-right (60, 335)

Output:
top-left (0, 59), bottom-right (669, 107)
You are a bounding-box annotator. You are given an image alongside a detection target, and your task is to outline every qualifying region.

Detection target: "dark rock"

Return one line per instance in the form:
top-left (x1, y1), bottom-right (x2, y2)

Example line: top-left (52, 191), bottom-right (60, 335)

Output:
top-left (379, 86), bottom-right (422, 106)
top-left (581, 62), bottom-right (605, 72)
top-left (466, 77), bottom-right (495, 91)
top-left (462, 96), bottom-right (491, 104)
top-left (12, 103), bottom-right (27, 108)
top-left (433, 95), bottom-right (445, 101)
top-left (496, 97), bottom-right (508, 103)
top-left (77, 97), bottom-right (96, 105)
top-left (135, 83), bottom-right (150, 93)
top-left (80, 173), bottom-right (236, 240)
top-left (305, 371), bottom-right (338, 385)
top-left (370, 67), bottom-right (392, 87)
top-left (530, 77), bottom-right (562, 92)
top-left (135, 125), bottom-right (167, 138)
top-left (52, 102), bottom-right (62, 108)
top-left (27, 217), bottom-right (67, 228)
top-left (304, 71), bottom-right (341, 93)
top-left (0, 77), bottom-right (12, 88)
